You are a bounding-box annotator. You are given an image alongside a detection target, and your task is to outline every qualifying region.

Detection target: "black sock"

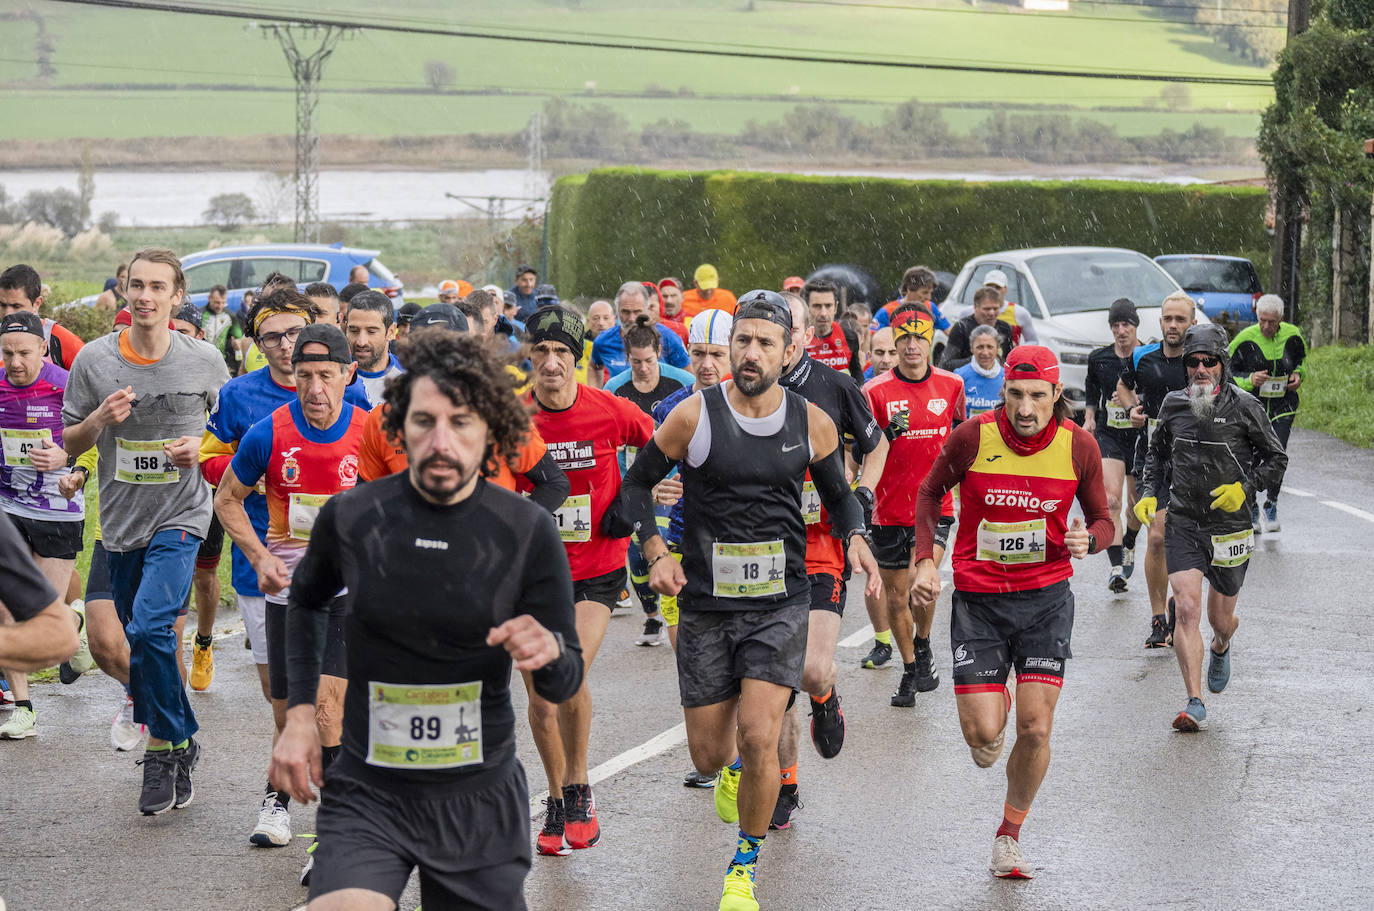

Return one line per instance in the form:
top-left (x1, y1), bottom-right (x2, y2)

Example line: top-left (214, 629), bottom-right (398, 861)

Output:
top-left (1108, 545), bottom-right (1123, 566)
top-left (1123, 528), bottom-right (1138, 549)
top-left (267, 780), bottom-right (290, 809)
top-left (905, 661), bottom-right (917, 673)
top-left (15, 700), bottom-right (33, 712)
top-left (194, 633), bottom-right (213, 648)
top-left (322, 744), bottom-right (342, 771)
top-left (913, 634), bottom-right (929, 646)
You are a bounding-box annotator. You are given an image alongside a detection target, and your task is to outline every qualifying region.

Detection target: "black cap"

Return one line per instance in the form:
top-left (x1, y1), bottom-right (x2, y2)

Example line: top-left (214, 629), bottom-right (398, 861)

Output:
top-left (174, 302), bottom-right (203, 331)
top-left (409, 303), bottom-right (469, 334)
top-left (733, 289), bottom-right (793, 335)
top-left (291, 324), bottom-right (351, 366)
top-left (526, 305), bottom-right (584, 360)
top-left (338, 282), bottom-right (369, 303)
top-left (534, 283), bottom-right (558, 300)
top-left (1107, 297), bottom-right (1139, 327)
top-left (1182, 323), bottom-right (1229, 360)
top-left (502, 290), bottom-right (516, 307)
top-left (0, 311), bottom-right (45, 339)
top-left (516, 264), bottom-right (537, 278)
top-left (396, 302), bottom-right (423, 325)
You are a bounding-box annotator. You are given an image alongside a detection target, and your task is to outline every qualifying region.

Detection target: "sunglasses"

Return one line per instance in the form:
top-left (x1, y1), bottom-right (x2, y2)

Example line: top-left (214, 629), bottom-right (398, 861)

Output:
top-left (1185, 355), bottom-right (1220, 369)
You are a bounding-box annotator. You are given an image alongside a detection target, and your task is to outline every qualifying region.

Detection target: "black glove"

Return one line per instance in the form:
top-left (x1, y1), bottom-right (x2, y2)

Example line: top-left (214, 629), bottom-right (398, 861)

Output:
top-left (599, 497), bottom-right (635, 539)
top-left (883, 408), bottom-right (910, 441)
top-left (855, 486), bottom-right (875, 530)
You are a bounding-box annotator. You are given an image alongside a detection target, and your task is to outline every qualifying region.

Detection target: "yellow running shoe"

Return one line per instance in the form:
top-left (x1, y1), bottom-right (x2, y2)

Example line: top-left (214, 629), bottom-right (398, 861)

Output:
top-left (719, 864), bottom-right (758, 911)
top-left (190, 635), bottom-right (214, 692)
top-left (714, 764), bottom-right (741, 824)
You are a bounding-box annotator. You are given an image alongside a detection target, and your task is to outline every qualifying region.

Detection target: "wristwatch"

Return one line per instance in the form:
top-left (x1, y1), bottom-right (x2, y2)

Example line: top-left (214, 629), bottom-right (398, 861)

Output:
top-left (1087, 533), bottom-right (1097, 553)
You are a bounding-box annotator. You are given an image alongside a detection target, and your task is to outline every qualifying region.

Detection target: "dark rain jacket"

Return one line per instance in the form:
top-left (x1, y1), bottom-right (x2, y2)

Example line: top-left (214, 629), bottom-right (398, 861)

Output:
top-left (1229, 321), bottom-right (1307, 423)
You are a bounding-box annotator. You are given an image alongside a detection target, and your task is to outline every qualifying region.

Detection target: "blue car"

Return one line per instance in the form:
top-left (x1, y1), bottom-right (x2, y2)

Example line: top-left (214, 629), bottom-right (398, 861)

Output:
top-left (1153, 255), bottom-right (1261, 325)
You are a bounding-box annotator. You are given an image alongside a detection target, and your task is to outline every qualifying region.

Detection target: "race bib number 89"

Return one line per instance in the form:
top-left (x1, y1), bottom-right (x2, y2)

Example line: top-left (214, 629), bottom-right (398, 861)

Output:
top-left (976, 518), bottom-right (1047, 564)
top-left (712, 540), bottom-right (786, 598)
top-left (115, 438), bottom-right (179, 484)
top-left (367, 681), bottom-right (483, 770)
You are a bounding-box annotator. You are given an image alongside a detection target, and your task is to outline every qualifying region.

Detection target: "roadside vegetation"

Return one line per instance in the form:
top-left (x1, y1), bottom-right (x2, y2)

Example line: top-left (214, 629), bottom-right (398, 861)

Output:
top-left (1295, 345), bottom-right (1374, 448)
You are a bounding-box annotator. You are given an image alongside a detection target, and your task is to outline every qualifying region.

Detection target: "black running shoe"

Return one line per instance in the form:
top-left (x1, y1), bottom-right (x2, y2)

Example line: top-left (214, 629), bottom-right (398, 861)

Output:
top-left (861, 640), bottom-right (893, 669)
top-left (769, 785), bottom-right (802, 830)
top-left (137, 749), bottom-right (178, 816)
top-left (1144, 614), bottom-right (1170, 649)
top-left (1108, 568), bottom-right (1128, 594)
top-left (892, 664), bottom-right (918, 707)
top-left (912, 638), bottom-right (940, 692)
top-left (684, 769), bottom-right (716, 789)
top-left (808, 687), bottom-right (845, 759)
top-left (174, 737), bottom-right (201, 809)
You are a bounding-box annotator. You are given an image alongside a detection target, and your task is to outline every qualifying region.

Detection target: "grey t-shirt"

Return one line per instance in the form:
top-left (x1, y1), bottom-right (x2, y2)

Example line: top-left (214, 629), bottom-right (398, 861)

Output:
top-left (63, 331), bottom-right (230, 552)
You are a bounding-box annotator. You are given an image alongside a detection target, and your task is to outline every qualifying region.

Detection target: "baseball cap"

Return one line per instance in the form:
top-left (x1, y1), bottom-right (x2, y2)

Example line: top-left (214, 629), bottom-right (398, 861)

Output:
top-left (516, 264), bottom-right (537, 278)
top-left (694, 264), bottom-right (719, 291)
top-left (891, 306), bottom-right (934, 343)
top-left (534, 283), bottom-right (558, 301)
top-left (1004, 345), bottom-right (1060, 384)
top-left (173, 302), bottom-right (202, 331)
top-left (291, 324), bottom-right (351, 366)
top-left (985, 269), bottom-right (1009, 289)
top-left (0, 311), bottom-right (44, 339)
top-left (481, 284), bottom-right (503, 296)
top-left (688, 308), bottom-right (733, 347)
top-left (781, 276), bottom-right (805, 292)
top-left (437, 279), bottom-right (461, 295)
top-left (733, 289), bottom-right (792, 335)
top-left (409, 303), bottom-right (469, 334)
top-left (396, 302), bottom-right (423, 325)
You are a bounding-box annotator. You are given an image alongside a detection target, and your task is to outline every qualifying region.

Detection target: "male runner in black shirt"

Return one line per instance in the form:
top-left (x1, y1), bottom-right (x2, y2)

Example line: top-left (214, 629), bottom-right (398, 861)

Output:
top-left (271, 330), bottom-right (583, 910)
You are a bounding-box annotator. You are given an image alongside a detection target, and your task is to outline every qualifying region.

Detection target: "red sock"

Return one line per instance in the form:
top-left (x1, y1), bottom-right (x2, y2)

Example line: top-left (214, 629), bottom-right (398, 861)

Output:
top-left (997, 803), bottom-right (1028, 840)
top-left (779, 763), bottom-right (798, 787)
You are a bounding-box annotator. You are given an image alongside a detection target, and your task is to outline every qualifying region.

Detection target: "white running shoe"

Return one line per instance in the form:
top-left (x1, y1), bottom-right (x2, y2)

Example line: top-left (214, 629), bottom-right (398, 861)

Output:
top-left (990, 834), bottom-right (1033, 879)
top-left (635, 615), bottom-right (668, 647)
top-left (0, 706), bottom-right (36, 739)
top-left (110, 696), bottom-right (146, 752)
top-left (250, 792), bottom-right (292, 847)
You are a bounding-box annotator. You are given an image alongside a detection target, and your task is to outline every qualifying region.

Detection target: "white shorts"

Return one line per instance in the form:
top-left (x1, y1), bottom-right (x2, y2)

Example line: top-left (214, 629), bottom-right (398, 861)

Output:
top-left (238, 594), bottom-right (268, 665)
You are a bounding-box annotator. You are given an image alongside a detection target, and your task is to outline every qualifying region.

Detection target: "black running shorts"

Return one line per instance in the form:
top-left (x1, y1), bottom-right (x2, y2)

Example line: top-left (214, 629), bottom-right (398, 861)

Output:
top-left (675, 597), bottom-right (809, 708)
top-left (872, 517), bottom-right (953, 571)
top-left (808, 572), bottom-right (846, 616)
top-left (85, 539), bottom-right (114, 603)
top-left (9, 513), bottom-right (83, 561)
top-left (950, 579), bottom-right (1074, 692)
top-left (310, 760), bottom-right (531, 910)
top-left (1094, 427), bottom-right (1140, 465)
top-left (266, 595), bottom-right (347, 701)
top-left (574, 566), bottom-right (627, 611)
top-left (195, 513), bottom-right (225, 570)
top-left (1163, 513), bottom-right (1251, 598)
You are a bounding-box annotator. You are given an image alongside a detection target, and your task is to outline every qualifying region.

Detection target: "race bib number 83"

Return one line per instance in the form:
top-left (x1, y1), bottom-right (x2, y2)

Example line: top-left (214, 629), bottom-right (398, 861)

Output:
top-left (367, 681), bottom-right (483, 770)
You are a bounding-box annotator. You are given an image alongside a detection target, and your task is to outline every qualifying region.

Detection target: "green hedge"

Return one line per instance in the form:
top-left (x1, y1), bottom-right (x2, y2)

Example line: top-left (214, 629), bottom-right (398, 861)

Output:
top-left (547, 168), bottom-right (1271, 300)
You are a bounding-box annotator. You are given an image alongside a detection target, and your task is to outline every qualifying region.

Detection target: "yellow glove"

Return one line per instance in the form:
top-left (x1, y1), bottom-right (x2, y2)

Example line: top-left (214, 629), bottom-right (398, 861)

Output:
top-left (1209, 482), bottom-right (1246, 513)
top-left (1133, 496), bottom-right (1157, 527)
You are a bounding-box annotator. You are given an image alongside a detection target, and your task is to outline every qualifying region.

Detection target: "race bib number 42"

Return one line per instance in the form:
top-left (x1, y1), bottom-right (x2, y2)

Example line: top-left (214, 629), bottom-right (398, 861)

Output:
top-left (712, 540), bottom-right (786, 598)
top-left (115, 438), bottom-right (179, 484)
top-left (367, 681), bottom-right (483, 770)
top-left (976, 518), bottom-right (1047, 564)
top-left (554, 494), bottom-right (593, 542)
top-left (1, 427), bottom-right (51, 467)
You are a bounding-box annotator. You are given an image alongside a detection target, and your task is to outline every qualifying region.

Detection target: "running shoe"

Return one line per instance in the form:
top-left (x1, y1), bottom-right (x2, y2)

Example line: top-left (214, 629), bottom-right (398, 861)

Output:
top-left (563, 783), bottom-right (600, 849)
top-left (635, 615), bottom-right (668, 647)
top-left (1121, 545), bottom-right (1135, 579)
top-left (189, 634), bottom-right (215, 691)
top-left (250, 792), bottom-right (292, 847)
top-left (536, 797), bottom-right (571, 856)
top-left (1108, 567), bottom-right (1128, 594)
top-left (299, 836), bottom-right (318, 886)
top-left (891, 665), bottom-right (918, 707)
top-left (1264, 500), bottom-right (1280, 532)
top-left (612, 589), bottom-right (634, 616)
top-left (1144, 615), bottom-right (1170, 649)
top-left (1251, 505), bottom-right (1263, 534)
top-left (970, 727), bottom-right (1005, 769)
top-left (769, 785), bottom-right (801, 830)
top-left (714, 765), bottom-right (741, 824)
top-left (720, 864), bottom-right (759, 911)
top-left (1208, 643), bottom-right (1232, 694)
top-left (59, 599), bottom-right (93, 684)
top-left (912, 638), bottom-right (940, 692)
top-left (990, 834), bottom-right (1033, 879)
top-left (0, 705), bottom-right (36, 740)
top-left (174, 737), bottom-right (201, 809)
top-left (111, 695), bottom-right (146, 752)
top-left (137, 748), bottom-right (179, 815)
top-left (861, 640), bottom-right (893, 669)
top-left (1172, 697), bottom-right (1207, 732)
top-left (684, 769), bottom-right (716, 789)
top-left (808, 687), bottom-right (845, 759)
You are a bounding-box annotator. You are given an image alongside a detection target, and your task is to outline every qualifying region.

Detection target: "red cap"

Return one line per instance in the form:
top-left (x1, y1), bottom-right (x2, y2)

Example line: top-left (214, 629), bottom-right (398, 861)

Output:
top-left (1004, 345), bottom-right (1060, 383)
top-left (782, 275), bottom-right (805, 291)
top-left (658, 277), bottom-right (682, 290)
top-left (114, 307), bottom-right (132, 327)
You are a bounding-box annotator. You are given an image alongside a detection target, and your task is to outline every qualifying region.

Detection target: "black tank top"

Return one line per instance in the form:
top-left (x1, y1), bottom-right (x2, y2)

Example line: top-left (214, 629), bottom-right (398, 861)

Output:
top-left (680, 384), bottom-right (810, 612)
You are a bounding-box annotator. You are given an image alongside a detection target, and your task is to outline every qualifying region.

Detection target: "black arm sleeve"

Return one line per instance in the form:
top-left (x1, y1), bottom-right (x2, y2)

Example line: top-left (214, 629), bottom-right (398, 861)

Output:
top-left (285, 497), bottom-right (345, 710)
top-left (522, 514), bottom-right (585, 704)
top-left (520, 451), bottom-right (571, 513)
top-left (811, 445), bottom-right (865, 539)
top-left (620, 437), bottom-right (676, 545)
top-left (843, 325), bottom-right (865, 384)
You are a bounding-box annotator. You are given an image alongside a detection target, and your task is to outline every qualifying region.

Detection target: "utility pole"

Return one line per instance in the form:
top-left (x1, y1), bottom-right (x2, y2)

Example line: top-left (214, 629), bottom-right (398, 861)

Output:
top-left (1366, 138), bottom-right (1373, 344)
top-left (259, 23), bottom-right (349, 243)
top-left (1269, 0), bottom-right (1311, 323)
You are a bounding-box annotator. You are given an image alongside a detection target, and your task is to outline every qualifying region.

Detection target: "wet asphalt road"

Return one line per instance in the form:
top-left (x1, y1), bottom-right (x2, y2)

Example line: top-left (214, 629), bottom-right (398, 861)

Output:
top-left (2, 429), bottom-right (1371, 911)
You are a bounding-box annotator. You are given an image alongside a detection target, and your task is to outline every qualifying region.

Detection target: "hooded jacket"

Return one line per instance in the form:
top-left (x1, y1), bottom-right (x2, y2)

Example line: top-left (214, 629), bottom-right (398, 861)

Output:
top-left (1229, 321), bottom-right (1307, 422)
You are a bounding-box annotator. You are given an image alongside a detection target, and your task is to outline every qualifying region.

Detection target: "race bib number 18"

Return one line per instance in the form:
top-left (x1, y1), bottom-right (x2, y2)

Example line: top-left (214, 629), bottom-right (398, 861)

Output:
top-left (712, 540), bottom-right (786, 598)
top-left (115, 438), bottom-right (179, 484)
top-left (1, 428), bottom-right (51, 467)
top-left (367, 681), bottom-right (483, 770)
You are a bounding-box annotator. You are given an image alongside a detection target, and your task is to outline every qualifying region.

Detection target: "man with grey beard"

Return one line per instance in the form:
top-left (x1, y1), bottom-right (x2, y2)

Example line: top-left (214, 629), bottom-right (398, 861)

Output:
top-left (1134, 324), bottom-right (1287, 734)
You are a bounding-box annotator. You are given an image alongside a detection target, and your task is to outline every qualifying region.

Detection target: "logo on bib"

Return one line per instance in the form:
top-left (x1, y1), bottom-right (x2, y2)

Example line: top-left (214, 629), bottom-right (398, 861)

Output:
top-left (928, 398), bottom-right (948, 416)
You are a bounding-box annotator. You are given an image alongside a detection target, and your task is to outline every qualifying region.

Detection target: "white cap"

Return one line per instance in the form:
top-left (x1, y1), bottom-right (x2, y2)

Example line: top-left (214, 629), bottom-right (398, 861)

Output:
top-left (688, 309), bottom-right (733, 346)
top-left (481, 284), bottom-right (502, 296)
top-left (985, 269), bottom-right (1009, 289)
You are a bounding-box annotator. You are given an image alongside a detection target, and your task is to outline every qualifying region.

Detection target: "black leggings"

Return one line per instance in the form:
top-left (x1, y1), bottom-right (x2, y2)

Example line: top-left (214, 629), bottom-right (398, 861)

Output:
top-left (1267, 417), bottom-right (1293, 502)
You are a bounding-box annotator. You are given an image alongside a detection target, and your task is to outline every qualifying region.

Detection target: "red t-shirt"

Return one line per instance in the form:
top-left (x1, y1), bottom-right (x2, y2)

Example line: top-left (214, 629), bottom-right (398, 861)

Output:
top-left (806, 324), bottom-right (854, 375)
top-left (913, 410), bottom-right (1115, 594)
top-left (864, 366), bottom-right (965, 527)
top-left (358, 402), bottom-right (547, 490)
top-left (525, 385), bottom-right (653, 581)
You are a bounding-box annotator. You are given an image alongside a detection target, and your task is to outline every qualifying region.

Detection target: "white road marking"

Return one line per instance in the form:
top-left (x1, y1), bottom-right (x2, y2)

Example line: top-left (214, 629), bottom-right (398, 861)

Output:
top-left (1283, 486), bottom-right (1315, 498)
top-left (528, 722), bottom-right (688, 815)
top-left (838, 625), bottom-right (876, 649)
top-left (1322, 501), bottom-right (1374, 524)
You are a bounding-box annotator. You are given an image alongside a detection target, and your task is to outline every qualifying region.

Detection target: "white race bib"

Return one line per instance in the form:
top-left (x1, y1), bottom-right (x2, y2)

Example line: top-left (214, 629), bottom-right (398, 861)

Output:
top-left (1147, 417), bottom-right (1159, 446)
top-left (115, 438), bottom-right (179, 484)
top-left (1106, 404), bottom-right (1133, 430)
top-left (288, 493), bottom-right (331, 541)
top-left (712, 540), bottom-right (786, 598)
top-left (366, 681), bottom-right (483, 770)
top-left (976, 518), bottom-right (1047, 564)
top-left (1211, 529), bottom-right (1254, 568)
top-left (800, 481), bottom-right (822, 525)
top-left (624, 446), bottom-right (638, 470)
top-left (1259, 376), bottom-right (1287, 398)
top-left (554, 494), bottom-right (593, 543)
top-left (1, 427), bottom-right (51, 468)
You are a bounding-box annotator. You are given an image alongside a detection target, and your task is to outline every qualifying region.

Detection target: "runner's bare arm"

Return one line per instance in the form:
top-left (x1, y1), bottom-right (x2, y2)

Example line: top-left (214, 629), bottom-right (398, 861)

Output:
top-left (0, 598), bottom-right (79, 672)
top-left (61, 385), bottom-right (135, 457)
top-left (213, 466), bottom-right (287, 594)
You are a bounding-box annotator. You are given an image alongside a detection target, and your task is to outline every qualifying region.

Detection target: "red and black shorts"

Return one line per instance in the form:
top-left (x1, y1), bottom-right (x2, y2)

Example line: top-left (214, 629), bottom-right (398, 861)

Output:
top-left (950, 579), bottom-right (1073, 693)
top-left (195, 514), bottom-right (225, 570)
top-left (807, 572), bottom-right (846, 616)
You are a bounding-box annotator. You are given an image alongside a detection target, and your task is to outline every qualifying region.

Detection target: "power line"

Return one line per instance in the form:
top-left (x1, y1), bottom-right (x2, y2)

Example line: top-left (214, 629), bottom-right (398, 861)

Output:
top-left (760, 0), bottom-right (1286, 26)
top-left (47, 0), bottom-right (1275, 86)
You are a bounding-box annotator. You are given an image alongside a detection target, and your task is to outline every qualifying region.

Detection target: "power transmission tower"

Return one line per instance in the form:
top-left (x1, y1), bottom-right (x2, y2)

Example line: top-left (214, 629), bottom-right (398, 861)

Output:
top-left (259, 23), bottom-right (349, 243)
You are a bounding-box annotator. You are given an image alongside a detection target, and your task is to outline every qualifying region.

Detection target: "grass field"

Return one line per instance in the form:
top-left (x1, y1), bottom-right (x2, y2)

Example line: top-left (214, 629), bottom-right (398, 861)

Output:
top-left (1295, 344), bottom-right (1374, 448)
top-left (5, 0), bottom-right (1276, 141)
